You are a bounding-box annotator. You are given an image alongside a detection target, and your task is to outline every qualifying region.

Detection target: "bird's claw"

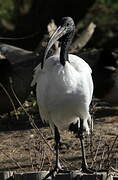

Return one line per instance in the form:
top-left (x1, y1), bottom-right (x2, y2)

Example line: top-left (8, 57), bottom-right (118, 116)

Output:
top-left (42, 167), bottom-right (69, 180)
top-left (81, 165), bottom-right (95, 174)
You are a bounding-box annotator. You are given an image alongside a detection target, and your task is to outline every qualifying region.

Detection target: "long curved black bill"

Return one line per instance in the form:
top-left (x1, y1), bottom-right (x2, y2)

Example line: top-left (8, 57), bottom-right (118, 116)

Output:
top-left (41, 26), bottom-right (66, 69)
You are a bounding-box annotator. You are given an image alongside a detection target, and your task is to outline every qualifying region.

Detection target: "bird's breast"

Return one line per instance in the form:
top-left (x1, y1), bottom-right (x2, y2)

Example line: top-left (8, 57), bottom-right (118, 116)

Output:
top-left (37, 61), bottom-right (91, 110)
top-left (35, 55), bottom-right (93, 130)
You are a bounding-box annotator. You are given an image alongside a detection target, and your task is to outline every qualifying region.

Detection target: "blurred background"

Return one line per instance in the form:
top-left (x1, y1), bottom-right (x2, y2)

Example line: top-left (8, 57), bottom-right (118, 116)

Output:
top-left (0, 0), bottom-right (117, 50)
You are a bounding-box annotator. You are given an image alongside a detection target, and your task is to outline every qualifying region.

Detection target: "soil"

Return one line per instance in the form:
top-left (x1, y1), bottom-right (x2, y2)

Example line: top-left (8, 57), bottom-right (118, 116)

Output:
top-left (0, 99), bottom-right (117, 177)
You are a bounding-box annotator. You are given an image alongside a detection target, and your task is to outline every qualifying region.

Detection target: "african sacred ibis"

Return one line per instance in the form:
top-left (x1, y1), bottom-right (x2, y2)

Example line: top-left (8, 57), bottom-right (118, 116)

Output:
top-left (31, 17), bottom-right (94, 178)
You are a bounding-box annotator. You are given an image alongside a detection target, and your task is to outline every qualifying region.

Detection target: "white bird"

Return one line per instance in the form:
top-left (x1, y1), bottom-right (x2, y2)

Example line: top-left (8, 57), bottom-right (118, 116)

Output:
top-left (31, 17), bottom-right (94, 178)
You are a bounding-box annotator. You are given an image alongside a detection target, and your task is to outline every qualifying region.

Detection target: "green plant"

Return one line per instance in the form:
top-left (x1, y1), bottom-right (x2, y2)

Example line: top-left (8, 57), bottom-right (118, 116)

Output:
top-left (100, 0), bottom-right (118, 5)
top-left (0, 0), bottom-right (14, 21)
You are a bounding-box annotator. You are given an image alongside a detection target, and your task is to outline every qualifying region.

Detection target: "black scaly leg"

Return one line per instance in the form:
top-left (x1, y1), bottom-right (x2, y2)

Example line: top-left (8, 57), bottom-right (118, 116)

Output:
top-left (78, 119), bottom-right (93, 173)
top-left (43, 126), bottom-right (62, 180)
top-left (54, 125), bottom-right (61, 170)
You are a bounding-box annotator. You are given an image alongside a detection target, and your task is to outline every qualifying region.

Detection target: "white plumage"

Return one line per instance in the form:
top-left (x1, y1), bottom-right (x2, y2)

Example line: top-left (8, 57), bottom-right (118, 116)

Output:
top-left (31, 54), bottom-right (93, 134)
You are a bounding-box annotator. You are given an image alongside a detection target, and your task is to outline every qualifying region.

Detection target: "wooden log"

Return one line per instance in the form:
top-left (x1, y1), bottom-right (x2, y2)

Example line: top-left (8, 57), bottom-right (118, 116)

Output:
top-left (113, 177), bottom-right (118, 180)
top-left (0, 171), bottom-right (13, 180)
top-left (72, 171), bottom-right (108, 180)
top-left (12, 171), bottom-right (112, 180)
top-left (13, 171), bottom-right (50, 180)
top-left (13, 172), bottom-right (72, 180)
top-left (0, 171), bottom-right (116, 180)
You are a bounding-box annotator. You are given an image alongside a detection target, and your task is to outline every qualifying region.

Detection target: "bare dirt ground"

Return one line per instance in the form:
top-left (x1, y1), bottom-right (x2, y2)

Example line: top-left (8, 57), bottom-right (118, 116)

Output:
top-left (0, 1), bottom-right (118, 178)
top-left (0, 98), bottom-right (117, 177)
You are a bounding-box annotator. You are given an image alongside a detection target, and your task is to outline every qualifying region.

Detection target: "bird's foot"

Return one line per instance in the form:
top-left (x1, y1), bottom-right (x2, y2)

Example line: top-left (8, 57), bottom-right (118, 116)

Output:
top-left (42, 167), bottom-right (69, 180)
top-left (81, 164), bottom-right (95, 174)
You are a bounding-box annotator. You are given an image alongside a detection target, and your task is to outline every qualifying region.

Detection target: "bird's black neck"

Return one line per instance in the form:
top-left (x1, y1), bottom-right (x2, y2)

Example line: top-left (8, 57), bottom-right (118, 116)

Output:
top-left (60, 31), bottom-right (74, 66)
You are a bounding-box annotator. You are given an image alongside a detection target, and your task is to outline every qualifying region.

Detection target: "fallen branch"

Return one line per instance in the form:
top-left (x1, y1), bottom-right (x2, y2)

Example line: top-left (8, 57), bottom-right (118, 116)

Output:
top-left (70, 22), bottom-right (96, 53)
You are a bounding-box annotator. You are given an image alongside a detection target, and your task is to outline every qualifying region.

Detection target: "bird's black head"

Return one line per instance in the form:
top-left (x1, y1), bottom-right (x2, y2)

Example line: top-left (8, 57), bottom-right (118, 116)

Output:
top-left (59, 17), bottom-right (75, 35)
top-left (58, 17), bottom-right (75, 46)
top-left (41, 17), bottom-right (75, 69)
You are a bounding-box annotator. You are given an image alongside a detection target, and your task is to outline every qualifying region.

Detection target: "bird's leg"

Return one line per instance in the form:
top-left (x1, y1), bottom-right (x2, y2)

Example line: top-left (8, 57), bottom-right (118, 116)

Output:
top-left (78, 119), bottom-right (93, 173)
top-left (42, 126), bottom-right (62, 180)
top-left (54, 125), bottom-right (62, 171)
top-left (78, 119), bottom-right (88, 170)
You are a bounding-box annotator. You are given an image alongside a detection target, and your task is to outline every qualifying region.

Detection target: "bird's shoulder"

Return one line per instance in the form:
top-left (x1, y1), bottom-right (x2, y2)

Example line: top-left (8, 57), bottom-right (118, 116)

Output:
top-left (31, 55), bottom-right (59, 86)
top-left (45, 54), bottom-right (92, 73)
top-left (68, 54), bottom-right (92, 74)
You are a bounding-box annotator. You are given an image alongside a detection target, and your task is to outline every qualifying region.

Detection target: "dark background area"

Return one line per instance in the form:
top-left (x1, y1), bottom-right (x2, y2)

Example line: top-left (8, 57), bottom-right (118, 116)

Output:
top-left (0, 0), bottom-right (95, 49)
top-left (0, 0), bottom-right (118, 51)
